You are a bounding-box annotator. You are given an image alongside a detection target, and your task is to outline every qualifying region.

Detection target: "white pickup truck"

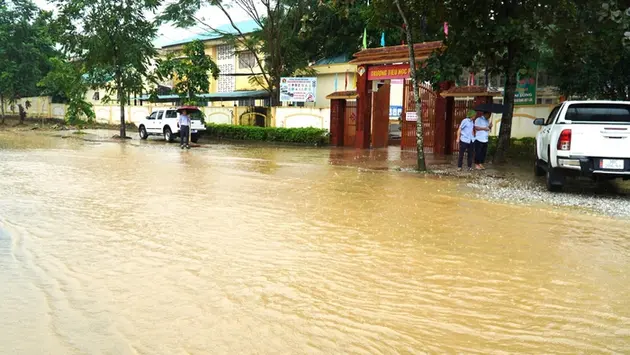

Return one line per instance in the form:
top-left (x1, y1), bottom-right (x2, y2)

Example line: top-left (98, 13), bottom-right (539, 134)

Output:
top-left (137, 106), bottom-right (206, 143)
top-left (534, 100), bottom-right (630, 191)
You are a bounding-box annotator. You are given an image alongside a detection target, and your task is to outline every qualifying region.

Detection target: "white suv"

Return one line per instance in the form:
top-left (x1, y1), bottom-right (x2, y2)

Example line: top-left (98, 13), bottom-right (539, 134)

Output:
top-left (534, 100), bottom-right (630, 191)
top-left (138, 106), bottom-right (206, 143)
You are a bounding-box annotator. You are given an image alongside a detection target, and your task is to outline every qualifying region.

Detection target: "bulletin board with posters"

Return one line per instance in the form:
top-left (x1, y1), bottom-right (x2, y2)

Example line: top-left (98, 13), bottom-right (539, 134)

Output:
top-left (280, 77), bottom-right (317, 103)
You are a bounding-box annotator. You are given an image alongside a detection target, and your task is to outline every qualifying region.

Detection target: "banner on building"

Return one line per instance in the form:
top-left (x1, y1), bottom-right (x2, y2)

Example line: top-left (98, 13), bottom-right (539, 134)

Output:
top-left (280, 77), bottom-right (317, 102)
top-left (515, 62), bottom-right (537, 106)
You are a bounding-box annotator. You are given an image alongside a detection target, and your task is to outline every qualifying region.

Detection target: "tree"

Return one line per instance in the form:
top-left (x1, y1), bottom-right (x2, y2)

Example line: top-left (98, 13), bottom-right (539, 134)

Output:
top-left (439, 0), bottom-right (560, 164)
top-left (161, 0), bottom-right (367, 106)
top-left (393, 0), bottom-right (429, 171)
top-left (545, 1), bottom-right (630, 100)
top-left (154, 40), bottom-right (220, 105)
top-left (0, 0), bottom-right (57, 124)
top-left (39, 58), bottom-right (95, 124)
top-left (54, 0), bottom-right (160, 138)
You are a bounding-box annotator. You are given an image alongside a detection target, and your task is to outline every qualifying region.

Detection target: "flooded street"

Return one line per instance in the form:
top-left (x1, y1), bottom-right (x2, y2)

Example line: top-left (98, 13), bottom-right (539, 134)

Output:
top-left (1, 131), bottom-right (630, 354)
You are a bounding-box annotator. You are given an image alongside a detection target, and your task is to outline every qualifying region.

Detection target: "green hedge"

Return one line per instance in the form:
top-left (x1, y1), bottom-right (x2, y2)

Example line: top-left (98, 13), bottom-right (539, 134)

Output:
top-left (205, 124), bottom-right (329, 145)
top-left (488, 136), bottom-right (536, 160)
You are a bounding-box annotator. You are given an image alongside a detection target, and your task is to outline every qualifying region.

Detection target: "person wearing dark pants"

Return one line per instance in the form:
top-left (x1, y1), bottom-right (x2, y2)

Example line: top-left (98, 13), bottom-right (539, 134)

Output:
top-left (179, 109), bottom-right (191, 149)
top-left (473, 111), bottom-right (493, 170)
top-left (456, 110), bottom-right (475, 171)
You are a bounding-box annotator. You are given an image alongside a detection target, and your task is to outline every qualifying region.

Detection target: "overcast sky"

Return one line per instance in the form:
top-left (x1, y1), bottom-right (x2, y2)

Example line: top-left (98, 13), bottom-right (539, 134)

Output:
top-left (33, 0), bottom-right (253, 47)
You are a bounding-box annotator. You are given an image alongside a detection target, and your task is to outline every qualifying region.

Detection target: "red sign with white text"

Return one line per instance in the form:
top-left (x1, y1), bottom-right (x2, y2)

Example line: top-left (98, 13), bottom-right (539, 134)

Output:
top-left (367, 64), bottom-right (411, 80)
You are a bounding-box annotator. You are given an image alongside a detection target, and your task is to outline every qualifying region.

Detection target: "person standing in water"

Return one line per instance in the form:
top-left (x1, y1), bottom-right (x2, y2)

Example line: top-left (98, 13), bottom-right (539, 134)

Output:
top-left (474, 111), bottom-right (493, 170)
top-left (179, 109), bottom-right (191, 149)
top-left (456, 110), bottom-right (475, 171)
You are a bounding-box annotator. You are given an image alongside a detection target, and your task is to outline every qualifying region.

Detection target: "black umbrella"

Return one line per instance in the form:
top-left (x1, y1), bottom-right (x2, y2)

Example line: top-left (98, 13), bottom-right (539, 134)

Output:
top-left (474, 103), bottom-right (505, 114)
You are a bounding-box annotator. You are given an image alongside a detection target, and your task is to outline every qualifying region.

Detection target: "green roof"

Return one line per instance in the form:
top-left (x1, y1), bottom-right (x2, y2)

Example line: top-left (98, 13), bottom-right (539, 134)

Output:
top-left (161, 20), bottom-right (261, 48)
top-left (133, 90), bottom-right (269, 102)
top-left (313, 54), bottom-right (351, 66)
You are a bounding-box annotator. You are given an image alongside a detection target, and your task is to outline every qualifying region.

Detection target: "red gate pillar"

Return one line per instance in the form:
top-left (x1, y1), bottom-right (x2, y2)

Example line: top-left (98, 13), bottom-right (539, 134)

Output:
top-left (433, 81), bottom-right (453, 155)
top-left (329, 99), bottom-right (345, 147)
top-left (355, 65), bottom-right (370, 149)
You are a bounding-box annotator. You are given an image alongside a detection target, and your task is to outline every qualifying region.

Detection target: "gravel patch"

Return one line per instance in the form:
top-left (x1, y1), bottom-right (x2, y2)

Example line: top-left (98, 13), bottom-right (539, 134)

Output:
top-left (466, 176), bottom-right (630, 217)
top-left (431, 163), bottom-right (630, 218)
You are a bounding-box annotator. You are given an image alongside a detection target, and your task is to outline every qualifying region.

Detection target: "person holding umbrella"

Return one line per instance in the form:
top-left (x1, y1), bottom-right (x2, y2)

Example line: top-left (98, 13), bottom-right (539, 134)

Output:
top-left (473, 111), bottom-right (493, 170)
top-left (178, 109), bottom-right (191, 149)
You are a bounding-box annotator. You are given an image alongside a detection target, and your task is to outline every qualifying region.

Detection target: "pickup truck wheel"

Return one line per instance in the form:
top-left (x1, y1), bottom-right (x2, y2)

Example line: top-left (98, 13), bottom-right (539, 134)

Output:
top-left (546, 167), bottom-right (564, 192)
top-left (164, 127), bottom-right (174, 142)
top-left (534, 159), bottom-right (545, 177)
top-left (191, 133), bottom-right (200, 143)
top-left (139, 125), bottom-right (148, 140)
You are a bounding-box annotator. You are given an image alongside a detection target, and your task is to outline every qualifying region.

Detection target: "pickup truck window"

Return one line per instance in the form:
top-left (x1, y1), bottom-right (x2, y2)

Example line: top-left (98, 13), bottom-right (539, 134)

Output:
top-left (565, 103), bottom-right (630, 123)
top-left (545, 105), bottom-right (561, 125)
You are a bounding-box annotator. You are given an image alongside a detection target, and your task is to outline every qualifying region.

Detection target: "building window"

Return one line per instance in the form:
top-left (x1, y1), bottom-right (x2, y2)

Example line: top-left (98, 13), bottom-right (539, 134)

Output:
top-left (217, 63), bottom-right (235, 93)
top-left (217, 45), bottom-right (234, 61)
top-left (238, 51), bottom-right (256, 69)
top-left (238, 98), bottom-right (255, 106)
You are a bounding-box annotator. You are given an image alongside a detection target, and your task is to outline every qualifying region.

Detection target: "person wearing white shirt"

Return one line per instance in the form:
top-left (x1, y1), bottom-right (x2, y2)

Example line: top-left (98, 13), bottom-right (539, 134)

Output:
top-left (474, 111), bottom-right (493, 170)
top-left (456, 110), bottom-right (476, 171)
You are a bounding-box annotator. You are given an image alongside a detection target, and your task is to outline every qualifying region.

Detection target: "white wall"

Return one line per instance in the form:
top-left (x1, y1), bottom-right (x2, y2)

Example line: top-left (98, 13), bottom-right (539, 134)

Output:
top-left (273, 107), bottom-right (330, 130)
top-left (4, 96), bottom-right (554, 138)
top-left (490, 105), bottom-right (553, 138)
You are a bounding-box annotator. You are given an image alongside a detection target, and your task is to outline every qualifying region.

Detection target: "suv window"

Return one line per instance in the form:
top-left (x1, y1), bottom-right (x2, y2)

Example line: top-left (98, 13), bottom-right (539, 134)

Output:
top-left (166, 110), bottom-right (178, 119)
top-left (157, 111), bottom-right (164, 120)
top-left (148, 112), bottom-right (157, 120)
top-left (545, 105), bottom-right (561, 125)
top-left (565, 103), bottom-right (630, 123)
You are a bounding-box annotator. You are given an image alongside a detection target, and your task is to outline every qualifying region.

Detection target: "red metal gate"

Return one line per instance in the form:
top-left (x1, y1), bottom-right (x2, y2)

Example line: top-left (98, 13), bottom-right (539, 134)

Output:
top-left (401, 81), bottom-right (437, 152)
top-left (344, 100), bottom-right (357, 147)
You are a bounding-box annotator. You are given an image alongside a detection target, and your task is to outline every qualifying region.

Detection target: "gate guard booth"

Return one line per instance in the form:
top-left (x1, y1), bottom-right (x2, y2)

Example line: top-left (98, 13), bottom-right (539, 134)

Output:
top-left (328, 41), bottom-right (458, 155)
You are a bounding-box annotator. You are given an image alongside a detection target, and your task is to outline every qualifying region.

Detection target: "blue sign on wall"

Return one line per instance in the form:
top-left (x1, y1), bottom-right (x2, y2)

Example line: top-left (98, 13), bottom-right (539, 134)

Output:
top-left (389, 105), bottom-right (403, 118)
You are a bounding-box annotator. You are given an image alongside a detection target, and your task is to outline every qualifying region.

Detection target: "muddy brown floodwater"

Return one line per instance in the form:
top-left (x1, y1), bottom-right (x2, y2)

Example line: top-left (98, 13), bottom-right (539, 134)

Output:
top-left (1, 130), bottom-right (630, 354)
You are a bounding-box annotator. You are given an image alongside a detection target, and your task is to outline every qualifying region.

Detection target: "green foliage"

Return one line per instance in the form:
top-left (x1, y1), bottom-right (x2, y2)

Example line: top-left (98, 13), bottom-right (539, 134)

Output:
top-left (54, 0), bottom-right (160, 137)
top-left (545, 1), bottom-right (630, 100)
top-left (488, 136), bottom-right (536, 160)
top-left (154, 40), bottom-right (220, 105)
top-left (39, 58), bottom-right (95, 124)
top-left (0, 0), bottom-right (57, 122)
top-left (205, 123), bottom-right (329, 145)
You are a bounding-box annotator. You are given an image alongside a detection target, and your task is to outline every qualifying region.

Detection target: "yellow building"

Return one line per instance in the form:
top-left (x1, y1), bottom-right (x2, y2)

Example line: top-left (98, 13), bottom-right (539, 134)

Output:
top-left (155, 20), bottom-right (269, 107)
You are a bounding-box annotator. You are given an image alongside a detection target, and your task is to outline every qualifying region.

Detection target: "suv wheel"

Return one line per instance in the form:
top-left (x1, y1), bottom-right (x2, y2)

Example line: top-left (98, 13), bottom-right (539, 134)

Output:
top-left (164, 126), bottom-right (174, 142)
top-left (139, 125), bottom-right (148, 140)
top-left (546, 167), bottom-right (564, 192)
top-left (191, 133), bottom-right (200, 143)
top-left (534, 151), bottom-right (545, 177)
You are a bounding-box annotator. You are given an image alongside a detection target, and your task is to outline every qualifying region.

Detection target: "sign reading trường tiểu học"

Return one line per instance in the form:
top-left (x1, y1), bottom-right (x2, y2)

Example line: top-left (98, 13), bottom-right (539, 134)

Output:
top-left (368, 64), bottom-right (411, 81)
top-left (280, 77), bottom-right (317, 103)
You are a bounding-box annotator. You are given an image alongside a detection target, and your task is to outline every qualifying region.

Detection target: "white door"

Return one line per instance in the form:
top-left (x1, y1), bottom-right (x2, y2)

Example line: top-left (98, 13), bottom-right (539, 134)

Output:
top-left (165, 109), bottom-right (178, 132)
top-left (540, 105), bottom-right (562, 162)
top-left (146, 111), bottom-right (158, 133)
top-left (154, 110), bottom-right (165, 134)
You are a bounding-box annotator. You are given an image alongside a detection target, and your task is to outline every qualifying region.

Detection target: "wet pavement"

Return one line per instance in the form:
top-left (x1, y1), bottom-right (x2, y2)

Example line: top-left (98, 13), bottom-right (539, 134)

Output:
top-left (1, 129), bottom-right (630, 354)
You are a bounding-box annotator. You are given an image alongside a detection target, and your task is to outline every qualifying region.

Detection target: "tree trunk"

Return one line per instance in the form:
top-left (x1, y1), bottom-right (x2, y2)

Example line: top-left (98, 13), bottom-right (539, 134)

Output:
top-left (394, 0), bottom-right (426, 171)
top-left (0, 95), bottom-right (5, 125)
top-left (494, 58), bottom-right (518, 164)
top-left (117, 82), bottom-right (126, 138)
